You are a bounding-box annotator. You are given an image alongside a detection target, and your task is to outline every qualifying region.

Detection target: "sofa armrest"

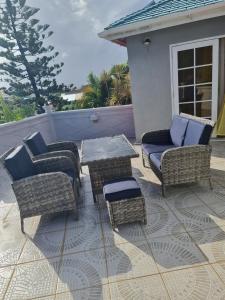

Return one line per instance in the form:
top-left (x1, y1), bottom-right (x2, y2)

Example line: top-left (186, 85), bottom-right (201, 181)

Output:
top-left (47, 142), bottom-right (79, 158)
top-left (161, 145), bottom-right (212, 179)
top-left (142, 129), bottom-right (172, 145)
top-left (33, 156), bottom-right (74, 174)
top-left (12, 172), bottom-right (75, 213)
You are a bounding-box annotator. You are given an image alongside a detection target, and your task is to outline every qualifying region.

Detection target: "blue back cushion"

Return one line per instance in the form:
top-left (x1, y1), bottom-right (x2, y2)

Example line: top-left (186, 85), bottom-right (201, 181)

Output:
top-left (5, 145), bottom-right (35, 181)
top-left (170, 116), bottom-right (189, 147)
top-left (24, 132), bottom-right (48, 155)
top-left (184, 120), bottom-right (213, 145)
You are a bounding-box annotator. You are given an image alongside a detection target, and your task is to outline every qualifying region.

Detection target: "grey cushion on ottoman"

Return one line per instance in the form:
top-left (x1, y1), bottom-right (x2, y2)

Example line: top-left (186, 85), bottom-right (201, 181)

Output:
top-left (103, 177), bottom-right (142, 202)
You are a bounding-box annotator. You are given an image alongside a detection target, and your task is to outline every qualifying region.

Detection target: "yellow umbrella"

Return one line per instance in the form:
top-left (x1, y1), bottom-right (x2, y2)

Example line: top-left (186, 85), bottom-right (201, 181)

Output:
top-left (217, 95), bottom-right (225, 136)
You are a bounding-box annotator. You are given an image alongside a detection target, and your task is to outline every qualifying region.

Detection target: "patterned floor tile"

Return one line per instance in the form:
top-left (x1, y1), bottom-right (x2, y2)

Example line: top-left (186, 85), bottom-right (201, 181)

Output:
top-left (19, 230), bottom-right (64, 263)
top-left (212, 261), bottom-right (225, 284)
top-left (142, 211), bottom-right (186, 239)
top-left (105, 241), bottom-right (158, 283)
top-left (102, 222), bottom-right (146, 246)
top-left (55, 285), bottom-right (110, 300)
top-left (57, 249), bottom-right (108, 293)
top-left (63, 223), bottom-right (104, 255)
top-left (0, 204), bottom-right (12, 220)
top-left (0, 266), bottom-right (14, 299)
top-left (163, 265), bottom-right (225, 300)
top-left (4, 258), bottom-right (60, 300)
top-left (67, 205), bottom-right (100, 229)
top-left (172, 204), bottom-right (220, 230)
top-left (189, 226), bottom-right (225, 263)
top-left (33, 212), bottom-right (67, 234)
top-left (0, 233), bottom-right (26, 267)
top-left (109, 274), bottom-right (169, 300)
top-left (145, 200), bottom-right (169, 215)
top-left (149, 233), bottom-right (208, 273)
top-left (166, 190), bottom-right (203, 209)
top-left (193, 189), bottom-right (225, 206)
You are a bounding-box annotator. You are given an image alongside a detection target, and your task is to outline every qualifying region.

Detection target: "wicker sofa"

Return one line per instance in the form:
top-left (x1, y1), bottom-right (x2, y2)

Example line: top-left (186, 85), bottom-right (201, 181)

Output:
top-left (1, 145), bottom-right (78, 233)
top-left (23, 132), bottom-right (81, 186)
top-left (142, 113), bottom-right (215, 196)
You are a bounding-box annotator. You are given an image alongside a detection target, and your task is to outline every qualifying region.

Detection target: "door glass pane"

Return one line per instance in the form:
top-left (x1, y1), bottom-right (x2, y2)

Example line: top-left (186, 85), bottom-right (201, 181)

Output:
top-left (196, 46), bottom-right (212, 65)
top-left (179, 86), bottom-right (194, 103)
top-left (178, 49), bottom-right (194, 68)
top-left (196, 101), bottom-right (212, 117)
top-left (196, 66), bottom-right (212, 84)
top-left (196, 84), bottom-right (212, 101)
top-left (179, 103), bottom-right (194, 115)
top-left (178, 69), bottom-right (194, 86)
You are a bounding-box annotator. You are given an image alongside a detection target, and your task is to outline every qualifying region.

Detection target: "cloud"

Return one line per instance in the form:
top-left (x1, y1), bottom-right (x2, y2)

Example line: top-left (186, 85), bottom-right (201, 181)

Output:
top-left (26, 0), bottom-right (150, 86)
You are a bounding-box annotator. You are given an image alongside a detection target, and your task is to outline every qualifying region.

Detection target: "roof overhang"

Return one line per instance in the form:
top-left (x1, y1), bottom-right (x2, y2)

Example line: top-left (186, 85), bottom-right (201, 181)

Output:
top-left (99, 1), bottom-right (225, 46)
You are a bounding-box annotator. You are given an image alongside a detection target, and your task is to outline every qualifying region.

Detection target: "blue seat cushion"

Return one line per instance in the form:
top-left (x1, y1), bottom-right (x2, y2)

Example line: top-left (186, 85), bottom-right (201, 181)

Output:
top-left (183, 120), bottom-right (213, 145)
top-left (170, 116), bottom-right (189, 147)
top-left (24, 132), bottom-right (48, 155)
top-left (142, 143), bottom-right (175, 157)
top-left (149, 152), bottom-right (163, 170)
top-left (5, 145), bottom-right (35, 181)
top-left (103, 177), bottom-right (142, 202)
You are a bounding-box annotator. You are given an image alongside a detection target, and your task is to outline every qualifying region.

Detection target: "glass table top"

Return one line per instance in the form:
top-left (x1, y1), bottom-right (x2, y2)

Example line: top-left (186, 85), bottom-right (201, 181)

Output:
top-left (81, 135), bottom-right (139, 165)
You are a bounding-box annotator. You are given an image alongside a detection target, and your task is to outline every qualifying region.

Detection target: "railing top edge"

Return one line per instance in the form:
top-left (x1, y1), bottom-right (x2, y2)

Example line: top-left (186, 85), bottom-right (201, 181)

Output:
top-left (0, 113), bottom-right (49, 129)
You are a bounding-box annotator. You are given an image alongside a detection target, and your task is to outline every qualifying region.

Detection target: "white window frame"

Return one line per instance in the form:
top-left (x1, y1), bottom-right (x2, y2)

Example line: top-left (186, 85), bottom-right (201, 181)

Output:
top-left (170, 38), bottom-right (219, 121)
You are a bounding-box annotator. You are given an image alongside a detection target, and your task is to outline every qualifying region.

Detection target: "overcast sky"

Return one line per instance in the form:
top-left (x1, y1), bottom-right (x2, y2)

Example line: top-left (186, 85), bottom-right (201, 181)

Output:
top-left (27, 0), bottom-right (150, 87)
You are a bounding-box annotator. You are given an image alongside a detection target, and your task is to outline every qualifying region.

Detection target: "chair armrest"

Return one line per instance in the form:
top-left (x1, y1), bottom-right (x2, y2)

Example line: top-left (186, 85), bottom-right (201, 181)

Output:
top-left (161, 145), bottom-right (212, 173)
top-left (142, 130), bottom-right (171, 145)
top-left (12, 172), bottom-right (75, 212)
top-left (47, 142), bottom-right (79, 158)
top-left (33, 156), bottom-right (74, 174)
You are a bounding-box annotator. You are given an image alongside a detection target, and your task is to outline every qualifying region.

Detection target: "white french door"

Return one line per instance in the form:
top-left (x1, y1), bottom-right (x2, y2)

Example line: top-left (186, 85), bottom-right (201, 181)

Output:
top-left (171, 39), bottom-right (219, 121)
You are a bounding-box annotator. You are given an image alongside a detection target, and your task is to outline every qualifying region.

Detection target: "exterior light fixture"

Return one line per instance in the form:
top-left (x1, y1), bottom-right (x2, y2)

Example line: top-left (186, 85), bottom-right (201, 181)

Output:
top-left (143, 38), bottom-right (151, 46)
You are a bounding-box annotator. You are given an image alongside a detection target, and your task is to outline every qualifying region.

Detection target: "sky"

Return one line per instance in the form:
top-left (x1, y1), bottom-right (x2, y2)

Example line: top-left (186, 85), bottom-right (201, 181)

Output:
top-left (27, 0), bottom-right (151, 88)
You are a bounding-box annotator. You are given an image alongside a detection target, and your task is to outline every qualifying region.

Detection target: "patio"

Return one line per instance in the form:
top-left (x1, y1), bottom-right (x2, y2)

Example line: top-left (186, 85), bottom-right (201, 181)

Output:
top-left (1, 140), bottom-right (225, 299)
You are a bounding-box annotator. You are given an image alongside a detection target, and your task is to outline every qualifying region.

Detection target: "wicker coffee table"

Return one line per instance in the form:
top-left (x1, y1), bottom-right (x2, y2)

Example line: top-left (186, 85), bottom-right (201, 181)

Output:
top-left (81, 135), bottom-right (139, 202)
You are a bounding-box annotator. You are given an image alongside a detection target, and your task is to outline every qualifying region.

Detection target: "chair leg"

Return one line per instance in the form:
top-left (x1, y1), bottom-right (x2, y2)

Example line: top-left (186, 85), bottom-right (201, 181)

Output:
top-left (21, 217), bottom-right (25, 233)
top-left (162, 184), bottom-right (166, 197)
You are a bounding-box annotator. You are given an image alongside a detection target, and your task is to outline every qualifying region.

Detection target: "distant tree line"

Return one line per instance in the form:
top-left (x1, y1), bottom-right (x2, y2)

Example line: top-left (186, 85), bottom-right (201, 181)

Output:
top-left (62, 63), bottom-right (132, 111)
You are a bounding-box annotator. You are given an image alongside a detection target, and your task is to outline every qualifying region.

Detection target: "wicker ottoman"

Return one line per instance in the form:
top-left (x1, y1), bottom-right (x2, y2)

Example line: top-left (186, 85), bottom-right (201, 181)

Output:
top-left (103, 177), bottom-right (147, 229)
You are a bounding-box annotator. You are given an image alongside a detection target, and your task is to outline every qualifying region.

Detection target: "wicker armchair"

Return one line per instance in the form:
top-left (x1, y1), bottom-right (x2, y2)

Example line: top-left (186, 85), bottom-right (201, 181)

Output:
top-left (142, 114), bottom-right (215, 196)
top-left (23, 132), bottom-right (81, 185)
top-left (1, 145), bottom-right (78, 233)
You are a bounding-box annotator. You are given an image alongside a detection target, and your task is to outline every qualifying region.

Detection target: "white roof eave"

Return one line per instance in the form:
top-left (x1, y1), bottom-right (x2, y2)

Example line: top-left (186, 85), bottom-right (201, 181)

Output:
top-left (98, 2), bottom-right (225, 42)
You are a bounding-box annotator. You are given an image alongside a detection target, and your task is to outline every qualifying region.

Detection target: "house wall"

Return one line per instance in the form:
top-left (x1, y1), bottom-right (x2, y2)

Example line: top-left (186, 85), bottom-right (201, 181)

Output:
top-left (52, 105), bottom-right (135, 141)
top-left (127, 15), bottom-right (225, 141)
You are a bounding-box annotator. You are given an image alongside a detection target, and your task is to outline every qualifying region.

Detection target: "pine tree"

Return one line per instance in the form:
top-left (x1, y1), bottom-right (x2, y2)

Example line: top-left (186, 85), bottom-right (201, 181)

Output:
top-left (0, 0), bottom-right (71, 112)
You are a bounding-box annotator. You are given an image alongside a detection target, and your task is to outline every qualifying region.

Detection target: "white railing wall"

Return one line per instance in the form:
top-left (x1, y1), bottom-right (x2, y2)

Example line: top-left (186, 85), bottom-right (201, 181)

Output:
top-left (0, 114), bottom-right (55, 155)
top-left (52, 105), bottom-right (135, 141)
top-left (0, 105), bottom-right (135, 155)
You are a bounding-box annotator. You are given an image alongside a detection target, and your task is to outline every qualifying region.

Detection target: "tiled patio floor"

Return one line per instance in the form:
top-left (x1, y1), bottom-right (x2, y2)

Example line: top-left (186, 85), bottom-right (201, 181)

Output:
top-left (1, 141), bottom-right (225, 299)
